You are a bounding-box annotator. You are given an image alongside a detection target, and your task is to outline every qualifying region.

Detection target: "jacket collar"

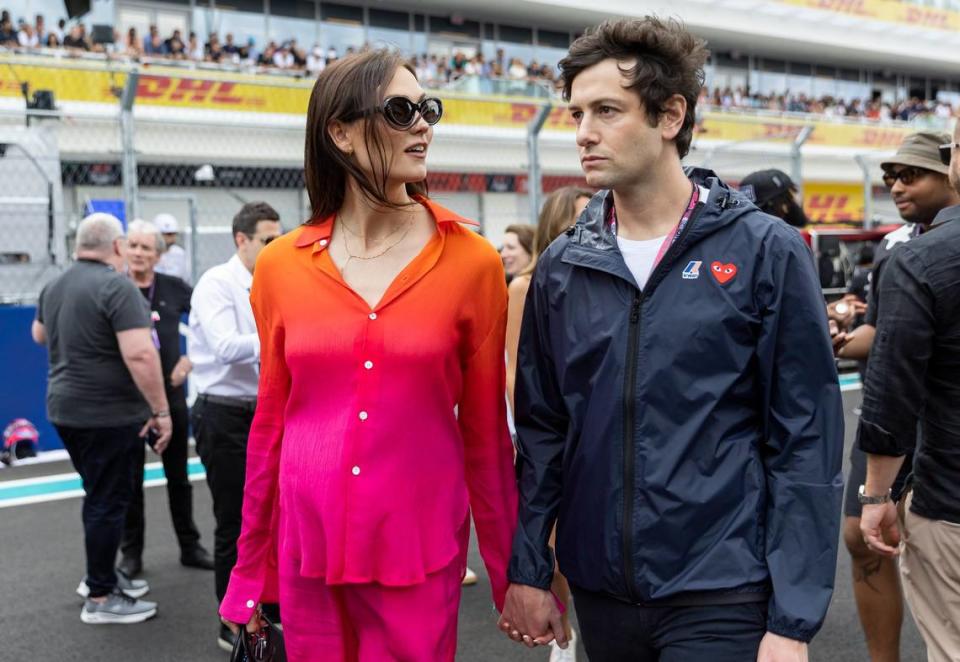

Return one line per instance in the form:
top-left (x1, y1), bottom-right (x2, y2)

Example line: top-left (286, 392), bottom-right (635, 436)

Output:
top-left (930, 203), bottom-right (960, 229)
top-left (293, 195), bottom-right (476, 249)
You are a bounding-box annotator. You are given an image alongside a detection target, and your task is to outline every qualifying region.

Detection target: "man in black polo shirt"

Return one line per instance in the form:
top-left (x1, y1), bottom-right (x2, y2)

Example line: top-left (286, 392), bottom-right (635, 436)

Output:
top-left (32, 213), bottom-right (169, 624)
top-left (118, 219), bottom-right (214, 578)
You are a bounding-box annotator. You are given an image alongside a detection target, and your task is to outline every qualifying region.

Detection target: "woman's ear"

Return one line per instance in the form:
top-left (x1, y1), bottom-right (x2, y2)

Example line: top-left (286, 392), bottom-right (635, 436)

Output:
top-left (327, 119), bottom-right (355, 156)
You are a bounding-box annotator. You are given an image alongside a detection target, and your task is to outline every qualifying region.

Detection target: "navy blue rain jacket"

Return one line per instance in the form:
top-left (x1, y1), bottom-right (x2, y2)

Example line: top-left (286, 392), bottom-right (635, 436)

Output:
top-left (508, 169), bottom-right (844, 642)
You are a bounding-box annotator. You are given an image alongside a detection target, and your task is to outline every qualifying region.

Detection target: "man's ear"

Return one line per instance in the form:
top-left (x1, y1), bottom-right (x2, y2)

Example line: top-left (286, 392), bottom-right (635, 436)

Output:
top-left (659, 94), bottom-right (687, 142)
top-left (327, 119), bottom-right (355, 156)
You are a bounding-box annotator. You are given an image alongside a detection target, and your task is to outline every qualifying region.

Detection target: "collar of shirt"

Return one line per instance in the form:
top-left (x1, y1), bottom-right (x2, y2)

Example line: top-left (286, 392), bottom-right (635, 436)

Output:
top-left (931, 203), bottom-right (960, 229)
top-left (226, 253), bottom-right (253, 290)
top-left (292, 197), bottom-right (478, 311)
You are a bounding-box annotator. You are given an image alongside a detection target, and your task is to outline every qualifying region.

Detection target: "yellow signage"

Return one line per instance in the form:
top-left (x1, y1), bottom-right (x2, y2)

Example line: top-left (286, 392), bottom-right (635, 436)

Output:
top-left (779, 0), bottom-right (960, 31)
top-left (804, 181), bottom-right (865, 224)
top-left (0, 57), bottom-right (916, 151)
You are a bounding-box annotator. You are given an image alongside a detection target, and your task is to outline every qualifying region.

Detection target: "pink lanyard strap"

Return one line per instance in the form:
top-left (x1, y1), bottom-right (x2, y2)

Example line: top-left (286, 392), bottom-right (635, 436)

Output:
top-left (608, 184), bottom-right (701, 272)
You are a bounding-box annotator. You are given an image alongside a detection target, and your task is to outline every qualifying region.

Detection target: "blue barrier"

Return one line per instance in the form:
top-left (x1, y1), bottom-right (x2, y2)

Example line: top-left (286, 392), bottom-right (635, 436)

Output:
top-left (0, 305), bottom-right (62, 451)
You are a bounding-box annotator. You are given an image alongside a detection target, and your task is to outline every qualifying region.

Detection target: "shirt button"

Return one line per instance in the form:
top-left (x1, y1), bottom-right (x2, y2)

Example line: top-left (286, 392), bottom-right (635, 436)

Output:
top-left (246, 600), bottom-right (255, 608)
top-left (369, 312), bottom-right (377, 320)
top-left (351, 466), bottom-right (361, 476)
top-left (364, 360), bottom-right (373, 370)
top-left (319, 239), bottom-right (328, 247)
top-left (358, 411), bottom-right (368, 421)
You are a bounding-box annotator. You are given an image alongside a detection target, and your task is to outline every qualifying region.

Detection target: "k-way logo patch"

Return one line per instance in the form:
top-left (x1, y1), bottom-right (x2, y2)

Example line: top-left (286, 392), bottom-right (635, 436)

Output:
top-left (682, 261), bottom-right (702, 279)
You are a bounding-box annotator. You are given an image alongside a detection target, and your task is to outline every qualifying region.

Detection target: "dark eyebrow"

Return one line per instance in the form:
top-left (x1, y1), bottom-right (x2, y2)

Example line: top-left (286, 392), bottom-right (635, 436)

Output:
top-left (568, 98), bottom-right (625, 112)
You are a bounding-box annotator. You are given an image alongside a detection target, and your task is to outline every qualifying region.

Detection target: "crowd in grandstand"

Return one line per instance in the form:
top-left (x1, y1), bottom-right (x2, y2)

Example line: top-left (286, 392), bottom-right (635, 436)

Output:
top-left (2, 9), bottom-right (959, 120)
top-left (701, 86), bottom-right (959, 122)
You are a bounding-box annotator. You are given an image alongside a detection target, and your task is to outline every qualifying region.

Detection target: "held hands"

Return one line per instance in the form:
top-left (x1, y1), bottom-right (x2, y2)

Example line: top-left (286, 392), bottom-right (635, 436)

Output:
top-left (497, 584), bottom-right (567, 649)
top-left (826, 295), bottom-right (867, 331)
top-left (860, 501), bottom-right (901, 556)
top-left (757, 632), bottom-right (808, 662)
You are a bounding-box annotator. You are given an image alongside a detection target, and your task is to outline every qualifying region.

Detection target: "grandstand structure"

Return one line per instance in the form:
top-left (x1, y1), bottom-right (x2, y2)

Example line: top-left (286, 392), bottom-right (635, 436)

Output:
top-left (1, 0), bottom-right (959, 301)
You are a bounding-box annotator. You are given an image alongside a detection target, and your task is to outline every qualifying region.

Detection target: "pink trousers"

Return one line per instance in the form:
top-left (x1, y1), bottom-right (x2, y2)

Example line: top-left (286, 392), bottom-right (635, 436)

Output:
top-left (279, 556), bottom-right (465, 662)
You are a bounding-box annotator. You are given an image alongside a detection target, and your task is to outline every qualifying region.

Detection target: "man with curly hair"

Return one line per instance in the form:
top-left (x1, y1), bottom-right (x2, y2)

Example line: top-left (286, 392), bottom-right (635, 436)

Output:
top-left (499, 17), bottom-right (844, 661)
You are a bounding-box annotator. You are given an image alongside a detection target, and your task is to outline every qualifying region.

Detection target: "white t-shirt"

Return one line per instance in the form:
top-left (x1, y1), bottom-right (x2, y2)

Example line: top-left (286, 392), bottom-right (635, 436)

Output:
top-left (617, 234), bottom-right (667, 290)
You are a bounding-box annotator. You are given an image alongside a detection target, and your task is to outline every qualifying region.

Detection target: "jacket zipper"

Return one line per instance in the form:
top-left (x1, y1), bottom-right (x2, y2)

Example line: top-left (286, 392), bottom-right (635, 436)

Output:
top-left (620, 198), bottom-right (708, 604)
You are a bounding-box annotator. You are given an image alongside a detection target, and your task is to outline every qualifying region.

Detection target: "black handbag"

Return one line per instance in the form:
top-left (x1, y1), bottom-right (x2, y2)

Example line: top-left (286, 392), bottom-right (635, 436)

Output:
top-left (229, 615), bottom-right (286, 662)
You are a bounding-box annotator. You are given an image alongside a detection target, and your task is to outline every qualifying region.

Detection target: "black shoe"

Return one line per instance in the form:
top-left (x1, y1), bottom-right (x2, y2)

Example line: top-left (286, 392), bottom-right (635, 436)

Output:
top-left (217, 623), bottom-right (237, 652)
top-left (117, 556), bottom-right (142, 579)
top-left (180, 544), bottom-right (215, 571)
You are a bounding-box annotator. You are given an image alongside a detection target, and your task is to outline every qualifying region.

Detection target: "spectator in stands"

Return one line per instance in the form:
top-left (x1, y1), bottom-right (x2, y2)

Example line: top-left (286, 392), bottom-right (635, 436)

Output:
top-left (53, 17), bottom-right (65, 43)
top-left (62, 24), bottom-right (89, 51)
top-left (165, 29), bottom-right (185, 59)
top-left (32, 212), bottom-right (165, 624)
top-left (17, 23), bottom-right (40, 48)
top-left (124, 27), bottom-right (143, 57)
top-left (242, 36), bottom-right (257, 64)
top-left (35, 14), bottom-right (45, 42)
top-left (119, 219), bottom-right (213, 579)
top-left (222, 32), bottom-right (240, 61)
top-left (259, 40), bottom-right (276, 67)
top-left (187, 31), bottom-right (203, 61)
top-left (143, 24), bottom-right (163, 55)
top-left (0, 17), bottom-right (16, 46)
top-left (272, 43), bottom-right (293, 69)
top-left (45, 32), bottom-right (59, 48)
top-left (508, 57), bottom-right (527, 81)
top-left (206, 33), bottom-right (223, 63)
top-left (307, 44), bottom-right (325, 75)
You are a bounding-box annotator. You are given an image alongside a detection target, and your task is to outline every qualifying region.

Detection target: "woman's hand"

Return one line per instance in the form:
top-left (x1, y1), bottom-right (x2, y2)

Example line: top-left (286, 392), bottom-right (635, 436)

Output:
top-left (169, 356), bottom-right (193, 388)
top-left (222, 605), bottom-right (263, 636)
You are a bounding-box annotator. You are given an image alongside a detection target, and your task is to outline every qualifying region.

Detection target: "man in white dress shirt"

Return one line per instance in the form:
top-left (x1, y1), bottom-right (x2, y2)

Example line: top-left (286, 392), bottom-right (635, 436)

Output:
top-left (188, 201), bottom-right (282, 651)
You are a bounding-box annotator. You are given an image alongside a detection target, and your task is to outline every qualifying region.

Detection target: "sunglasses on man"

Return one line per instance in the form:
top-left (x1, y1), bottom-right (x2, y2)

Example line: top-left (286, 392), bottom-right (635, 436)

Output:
top-left (344, 96), bottom-right (443, 130)
top-left (940, 142), bottom-right (958, 166)
top-left (882, 166), bottom-right (933, 189)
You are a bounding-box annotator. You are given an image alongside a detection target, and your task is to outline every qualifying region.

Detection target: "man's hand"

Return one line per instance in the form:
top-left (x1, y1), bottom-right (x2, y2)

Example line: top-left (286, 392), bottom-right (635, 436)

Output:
top-left (827, 295), bottom-right (867, 331)
top-left (828, 320), bottom-right (850, 356)
top-left (169, 356), bottom-right (193, 388)
top-left (860, 501), bottom-right (900, 556)
top-left (140, 414), bottom-right (172, 454)
top-left (497, 584), bottom-right (566, 649)
top-left (757, 632), bottom-right (808, 662)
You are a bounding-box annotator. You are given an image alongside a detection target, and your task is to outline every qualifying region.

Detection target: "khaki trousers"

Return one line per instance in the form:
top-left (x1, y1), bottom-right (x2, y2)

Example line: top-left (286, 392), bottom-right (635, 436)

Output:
top-left (900, 491), bottom-right (960, 662)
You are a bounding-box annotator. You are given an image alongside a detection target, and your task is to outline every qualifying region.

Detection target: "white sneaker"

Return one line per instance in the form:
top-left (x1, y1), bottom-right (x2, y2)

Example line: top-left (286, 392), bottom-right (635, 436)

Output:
top-left (461, 567), bottom-right (478, 586)
top-left (549, 629), bottom-right (577, 662)
top-left (77, 574), bottom-right (150, 600)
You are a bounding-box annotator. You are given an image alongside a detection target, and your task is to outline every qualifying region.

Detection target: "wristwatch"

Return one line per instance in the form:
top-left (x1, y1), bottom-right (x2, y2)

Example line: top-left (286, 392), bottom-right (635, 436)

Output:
top-left (858, 484), bottom-right (892, 505)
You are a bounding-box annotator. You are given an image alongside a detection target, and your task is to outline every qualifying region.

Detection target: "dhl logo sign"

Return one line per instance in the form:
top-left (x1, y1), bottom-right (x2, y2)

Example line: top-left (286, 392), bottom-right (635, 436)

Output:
top-left (804, 182), bottom-right (864, 224)
top-left (779, 0), bottom-right (960, 31)
top-left (131, 74), bottom-right (310, 112)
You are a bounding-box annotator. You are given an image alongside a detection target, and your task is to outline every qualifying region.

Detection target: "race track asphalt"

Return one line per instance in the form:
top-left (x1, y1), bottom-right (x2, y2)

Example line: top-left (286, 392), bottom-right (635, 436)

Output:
top-left (0, 390), bottom-right (926, 661)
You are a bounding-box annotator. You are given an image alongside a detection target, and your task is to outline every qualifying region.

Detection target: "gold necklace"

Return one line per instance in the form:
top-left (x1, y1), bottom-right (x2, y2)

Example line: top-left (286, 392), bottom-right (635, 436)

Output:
top-left (338, 214), bottom-right (413, 274)
top-left (339, 213), bottom-right (408, 244)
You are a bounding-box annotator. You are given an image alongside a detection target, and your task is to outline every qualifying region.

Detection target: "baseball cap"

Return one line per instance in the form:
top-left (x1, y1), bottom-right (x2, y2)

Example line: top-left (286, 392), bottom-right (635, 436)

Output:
top-left (880, 131), bottom-right (951, 175)
top-left (739, 169), bottom-right (797, 206)
top-left (153, 213), bottom-right (179, 234)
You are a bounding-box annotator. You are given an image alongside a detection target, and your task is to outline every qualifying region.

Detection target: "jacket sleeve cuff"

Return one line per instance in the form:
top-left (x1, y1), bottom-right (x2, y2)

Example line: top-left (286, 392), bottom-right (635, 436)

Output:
top-left (766, 615), bottom-right (818, 644)
top-left (506, 570), bottom-right (553, 592)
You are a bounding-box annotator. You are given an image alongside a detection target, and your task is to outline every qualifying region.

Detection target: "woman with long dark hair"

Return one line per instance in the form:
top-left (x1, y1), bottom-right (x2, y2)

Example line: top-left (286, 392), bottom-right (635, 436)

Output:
top-left (219, 49), bottom-right (518, 660)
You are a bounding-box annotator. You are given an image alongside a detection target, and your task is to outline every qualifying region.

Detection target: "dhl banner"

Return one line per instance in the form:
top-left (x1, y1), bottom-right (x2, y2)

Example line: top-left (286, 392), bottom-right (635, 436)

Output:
top-left (0, 58), bottom-right (914, 150)
top-left (803, 181), bottom-right (864, 224)
top-left (779, 0), bottom-right (960, 32)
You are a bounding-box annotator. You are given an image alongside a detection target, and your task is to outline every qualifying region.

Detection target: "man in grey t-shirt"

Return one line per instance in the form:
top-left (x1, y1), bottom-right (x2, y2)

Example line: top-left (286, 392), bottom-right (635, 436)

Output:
top-left (32, 213), bottom-right (171, 625)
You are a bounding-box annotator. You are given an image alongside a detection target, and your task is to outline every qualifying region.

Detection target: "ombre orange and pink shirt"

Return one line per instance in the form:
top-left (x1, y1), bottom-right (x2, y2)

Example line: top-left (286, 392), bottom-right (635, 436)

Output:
top-left (220, 198), bottom-right (519, 624)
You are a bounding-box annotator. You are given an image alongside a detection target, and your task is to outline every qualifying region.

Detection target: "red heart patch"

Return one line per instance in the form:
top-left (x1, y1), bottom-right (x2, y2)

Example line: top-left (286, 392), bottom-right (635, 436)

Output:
top-left (710, 261), bottom-right (738, 284)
